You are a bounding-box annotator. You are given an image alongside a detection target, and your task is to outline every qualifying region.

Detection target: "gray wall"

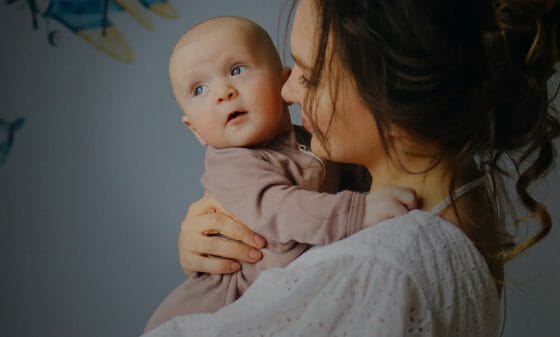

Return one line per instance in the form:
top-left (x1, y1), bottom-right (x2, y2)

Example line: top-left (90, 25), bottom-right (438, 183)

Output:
top-left (0, 1), bottom-right (558, 337)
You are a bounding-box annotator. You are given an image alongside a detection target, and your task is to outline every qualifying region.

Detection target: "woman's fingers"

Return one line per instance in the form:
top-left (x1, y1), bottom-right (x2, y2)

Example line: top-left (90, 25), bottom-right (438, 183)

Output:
top-left (189, 193), bottom-right (267, 249)
top-left (178, 192), bottom-right (267, 275)
top-left (180, 252), bottom-right (241, 275)
top-left (201, 212), bottom-right (267, 249)
top-left (187, 194), bottom-right (216, 216)
top-left (193, 235), bottom-right (263, 264)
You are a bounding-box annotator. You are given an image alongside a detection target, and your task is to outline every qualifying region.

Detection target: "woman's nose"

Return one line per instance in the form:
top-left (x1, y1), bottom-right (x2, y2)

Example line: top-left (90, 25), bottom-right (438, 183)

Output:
top-left (216, 84), bottom-right (238, 104)
top-left (281, 80), bottom-right (295, 105)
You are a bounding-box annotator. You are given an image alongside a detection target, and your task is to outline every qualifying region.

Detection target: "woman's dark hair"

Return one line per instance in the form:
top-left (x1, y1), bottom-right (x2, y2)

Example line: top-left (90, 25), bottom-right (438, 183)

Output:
top-left (295, 0), bottom-right (560, 280)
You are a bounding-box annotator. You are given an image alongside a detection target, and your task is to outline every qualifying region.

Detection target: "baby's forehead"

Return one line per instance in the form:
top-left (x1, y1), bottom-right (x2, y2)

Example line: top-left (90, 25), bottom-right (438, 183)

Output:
top-left (169, 16), bottom-right (281, 81)
top-left (170, 24), bottom-right (258, 71)
top-left (181, 17), bottom-right (258, 47)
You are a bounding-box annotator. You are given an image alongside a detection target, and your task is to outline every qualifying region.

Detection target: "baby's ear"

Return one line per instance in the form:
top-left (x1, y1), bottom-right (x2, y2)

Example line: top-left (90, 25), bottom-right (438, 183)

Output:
top-left (181, 115), bottom-right (192, 129)
top-left (280, 67), bottom-right (291, 84)
top-left (181, 115), bottom-right (207, 146)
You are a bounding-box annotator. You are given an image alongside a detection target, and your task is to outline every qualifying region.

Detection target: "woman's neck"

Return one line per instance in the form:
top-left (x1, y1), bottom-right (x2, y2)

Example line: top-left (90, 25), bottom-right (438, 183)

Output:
top-left (366, 148), bottom-right (503, 293)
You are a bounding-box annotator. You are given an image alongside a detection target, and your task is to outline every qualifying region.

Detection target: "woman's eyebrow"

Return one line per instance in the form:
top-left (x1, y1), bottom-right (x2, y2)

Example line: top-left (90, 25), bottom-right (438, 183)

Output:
top-left (291, 53), bottom-right (311, 71)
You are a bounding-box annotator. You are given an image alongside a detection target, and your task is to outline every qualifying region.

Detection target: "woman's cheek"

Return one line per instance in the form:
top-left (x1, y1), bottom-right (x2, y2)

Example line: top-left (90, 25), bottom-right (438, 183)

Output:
top-left (310, 136), bottom-right (328, 159)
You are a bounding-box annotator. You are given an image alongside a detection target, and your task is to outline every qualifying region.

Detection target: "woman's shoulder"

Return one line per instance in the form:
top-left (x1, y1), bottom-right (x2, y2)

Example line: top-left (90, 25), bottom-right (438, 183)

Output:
top-left (287, 210), bottom-right (500, 335)
top-left (360, 210), bottom-right (498, 293)
top-left (294, 209), bottom-right (499, 305)
top-left (152, 210), bottom-right (501, 337)
top-left (357, 210), bottom-right (488, 270)
top-left (297, 210), bottom-right (485, 268)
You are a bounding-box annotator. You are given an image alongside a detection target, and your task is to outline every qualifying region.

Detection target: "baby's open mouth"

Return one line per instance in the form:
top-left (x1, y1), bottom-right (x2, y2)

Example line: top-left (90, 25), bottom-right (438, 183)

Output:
top-left (227, 110), bottom-right (248, 124)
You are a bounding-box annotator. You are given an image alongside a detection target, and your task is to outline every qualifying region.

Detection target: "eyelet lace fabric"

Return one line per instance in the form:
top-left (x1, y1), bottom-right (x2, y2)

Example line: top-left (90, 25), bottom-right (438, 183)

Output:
top-left (143, 210), bottom-right (500, 337)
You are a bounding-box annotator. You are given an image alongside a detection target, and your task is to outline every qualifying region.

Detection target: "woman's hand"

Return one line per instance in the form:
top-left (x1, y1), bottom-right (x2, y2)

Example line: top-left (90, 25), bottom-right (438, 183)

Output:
top-left (178, 192), bottom-right (267, 275)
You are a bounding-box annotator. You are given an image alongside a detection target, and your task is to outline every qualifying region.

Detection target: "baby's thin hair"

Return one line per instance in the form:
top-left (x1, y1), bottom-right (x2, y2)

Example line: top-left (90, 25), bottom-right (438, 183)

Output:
top-left (180, 15), bottom-right (283, 71)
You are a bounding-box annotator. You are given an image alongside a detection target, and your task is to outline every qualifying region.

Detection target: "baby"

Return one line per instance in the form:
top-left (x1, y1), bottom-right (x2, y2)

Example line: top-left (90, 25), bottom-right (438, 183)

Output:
top-left (144, 16), bottom-right (416, 332)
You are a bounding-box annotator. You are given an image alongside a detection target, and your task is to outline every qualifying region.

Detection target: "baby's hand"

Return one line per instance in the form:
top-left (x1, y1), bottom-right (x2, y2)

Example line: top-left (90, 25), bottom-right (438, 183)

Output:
top-left (363, 186), bottom-right (417, 227)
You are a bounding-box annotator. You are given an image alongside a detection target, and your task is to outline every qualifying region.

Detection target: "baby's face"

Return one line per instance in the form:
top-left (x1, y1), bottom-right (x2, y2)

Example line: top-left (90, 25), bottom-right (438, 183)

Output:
top-left (170, 23), bottom-right (289, 148)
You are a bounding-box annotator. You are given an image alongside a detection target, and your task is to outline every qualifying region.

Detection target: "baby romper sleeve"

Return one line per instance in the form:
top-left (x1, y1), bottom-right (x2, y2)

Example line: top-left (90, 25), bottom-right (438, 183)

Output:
top-left (201, 146), bottom-right (365, 245)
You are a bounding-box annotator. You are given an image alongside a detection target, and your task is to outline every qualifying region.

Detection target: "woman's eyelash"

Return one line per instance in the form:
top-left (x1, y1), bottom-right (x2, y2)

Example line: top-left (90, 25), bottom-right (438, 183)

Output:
top-left (298, 75), bottom-right (311, 86)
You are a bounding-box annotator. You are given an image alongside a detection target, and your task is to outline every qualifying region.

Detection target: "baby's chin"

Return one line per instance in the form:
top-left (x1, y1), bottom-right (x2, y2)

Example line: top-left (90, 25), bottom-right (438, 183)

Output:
top-left (218, 130), bottom-right (284, 149)
top-left (206, 135), bottom-right (263, 149)
top-left (229, 135), bottom-right (275, 148)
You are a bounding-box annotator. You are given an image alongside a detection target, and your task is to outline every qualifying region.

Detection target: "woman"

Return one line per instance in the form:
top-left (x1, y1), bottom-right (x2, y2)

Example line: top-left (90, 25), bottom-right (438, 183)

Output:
top-left (146, 0), bottom-right (560, 336)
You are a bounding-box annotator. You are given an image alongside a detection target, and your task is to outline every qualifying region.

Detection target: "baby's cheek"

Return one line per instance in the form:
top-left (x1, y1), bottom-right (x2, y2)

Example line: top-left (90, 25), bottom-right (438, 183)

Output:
top-left (258, 91), bottom-right (283, 117)
top-left (197, 119), bottom-right (219, 139)
top-left (260, 84), bottom-right (282, 105)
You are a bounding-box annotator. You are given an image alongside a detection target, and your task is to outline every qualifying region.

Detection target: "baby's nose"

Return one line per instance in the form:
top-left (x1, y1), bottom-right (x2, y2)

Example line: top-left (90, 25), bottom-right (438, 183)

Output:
top-left (217, 85), bottom-right (238, 103)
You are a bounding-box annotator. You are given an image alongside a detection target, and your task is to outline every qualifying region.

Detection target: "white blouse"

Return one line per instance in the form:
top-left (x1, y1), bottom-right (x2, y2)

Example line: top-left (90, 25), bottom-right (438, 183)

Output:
top-left (143, 208), bottom-right (500, 337)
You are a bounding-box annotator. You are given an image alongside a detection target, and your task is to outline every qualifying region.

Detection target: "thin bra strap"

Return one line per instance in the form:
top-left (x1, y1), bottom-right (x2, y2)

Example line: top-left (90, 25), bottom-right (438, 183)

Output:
top-left (430, 176), bottom-right (486, 215)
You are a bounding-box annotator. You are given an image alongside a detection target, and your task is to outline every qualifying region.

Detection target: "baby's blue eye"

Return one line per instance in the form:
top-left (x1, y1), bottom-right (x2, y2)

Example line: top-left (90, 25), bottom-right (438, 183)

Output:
top-left (231, 65), bottom-right (247, 76)
top-left (192, 84), bottom-right (206, 96)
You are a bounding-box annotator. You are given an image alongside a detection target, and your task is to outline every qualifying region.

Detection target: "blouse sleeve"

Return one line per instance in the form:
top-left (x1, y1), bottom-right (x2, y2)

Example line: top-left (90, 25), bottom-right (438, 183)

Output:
top-left (142, 254), bottom-right (434, 337)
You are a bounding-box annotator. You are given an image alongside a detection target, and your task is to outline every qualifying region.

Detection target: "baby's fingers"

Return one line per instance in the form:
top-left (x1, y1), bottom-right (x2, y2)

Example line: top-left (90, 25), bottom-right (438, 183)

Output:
top-left (394, 187), bottom-right (418, 210)
top-left (381, 200), bottom-right (410, 219)
top-left (376, 186), bottom-right (418, 210)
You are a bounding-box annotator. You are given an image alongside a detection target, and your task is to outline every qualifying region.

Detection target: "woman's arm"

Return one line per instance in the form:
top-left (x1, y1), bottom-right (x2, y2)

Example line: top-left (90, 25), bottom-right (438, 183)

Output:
top-left (178, 192), bottom-right (267, 275)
